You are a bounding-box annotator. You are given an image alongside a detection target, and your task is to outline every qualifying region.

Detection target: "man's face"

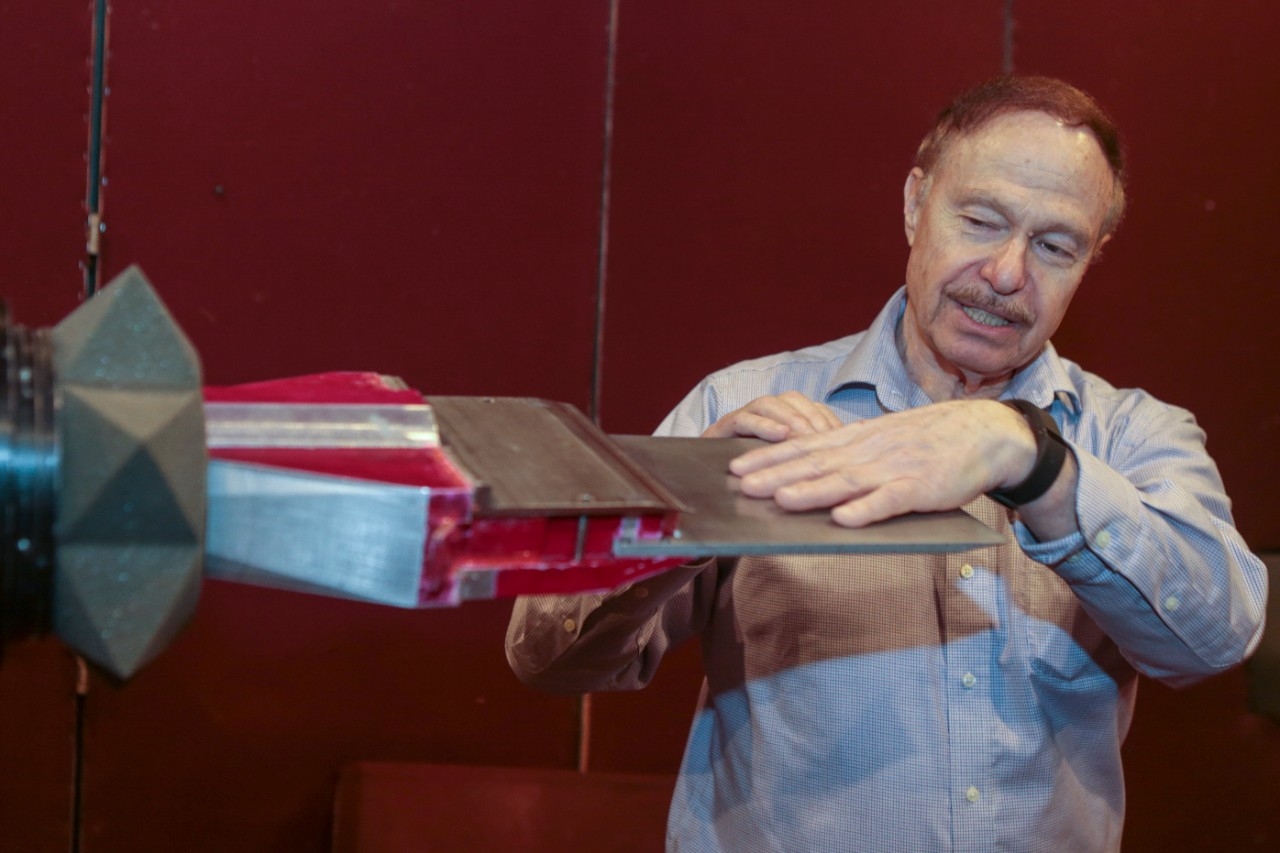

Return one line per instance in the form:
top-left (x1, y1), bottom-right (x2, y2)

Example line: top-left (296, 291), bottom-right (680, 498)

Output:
top-left (900, 110), bottom-right (1115, 397)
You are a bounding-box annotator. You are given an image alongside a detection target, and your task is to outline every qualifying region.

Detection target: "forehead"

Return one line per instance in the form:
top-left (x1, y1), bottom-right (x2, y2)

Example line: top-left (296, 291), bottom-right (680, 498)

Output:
top-left (933, 111), bottom-right (1114, 235)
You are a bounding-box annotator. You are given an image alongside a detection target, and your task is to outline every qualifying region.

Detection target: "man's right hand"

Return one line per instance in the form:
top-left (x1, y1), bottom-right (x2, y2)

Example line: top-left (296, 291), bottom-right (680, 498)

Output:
top-left (701, 391), bottom-right (843, 440)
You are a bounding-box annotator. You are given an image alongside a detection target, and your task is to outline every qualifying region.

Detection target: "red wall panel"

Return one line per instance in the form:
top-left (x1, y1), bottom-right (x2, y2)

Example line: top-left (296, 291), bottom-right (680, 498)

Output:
top-left (80, 585), bottom-right (577, 850)
top-left (0, 2), bottom-right (94, 850)
top-left (0, 0), bottom-right (90, 323)
top-left (0, 639), bottom-right (78, 853)
top-left (98, 1), bottom-right (608, 405)
top-left (1121, 670), bottom-right (1280, 851)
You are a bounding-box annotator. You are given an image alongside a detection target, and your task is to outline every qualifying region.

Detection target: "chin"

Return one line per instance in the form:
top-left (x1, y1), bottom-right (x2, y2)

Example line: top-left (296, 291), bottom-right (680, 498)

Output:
top-left (939, 342), bottom-right (1026, 380)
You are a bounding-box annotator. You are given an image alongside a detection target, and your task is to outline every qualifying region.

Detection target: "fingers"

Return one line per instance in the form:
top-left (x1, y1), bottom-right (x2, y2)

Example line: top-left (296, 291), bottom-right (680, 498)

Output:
top-left (751, 463), bottom-right (936, 530)
top-left (773, 470), bottom-right (867, 510)
top-left (791, 392), bottom-right (844, 433)
top-left (830, 481), bottom-right (923, 528)
top-left (737, 447), bottom-right (837, 497)
top-left (726, 400), bottom-right (1006, 527)
top-left (702, 393), bottom-right (843, 441)
top-left (702, 411), bottom-right (793, 440)
top-left (774, 476), bottom-right (937, 529)
top-left (730, 421), bottom-right (863, 478)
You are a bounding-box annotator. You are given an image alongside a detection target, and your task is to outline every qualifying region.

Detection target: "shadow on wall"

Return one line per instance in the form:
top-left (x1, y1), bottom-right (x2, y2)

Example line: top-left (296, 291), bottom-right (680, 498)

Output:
top-left (1246, 554), bottom-right (1280, 721)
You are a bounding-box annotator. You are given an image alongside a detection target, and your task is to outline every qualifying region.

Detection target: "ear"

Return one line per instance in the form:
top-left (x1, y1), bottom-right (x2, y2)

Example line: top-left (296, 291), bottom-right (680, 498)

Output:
top-left (904, 167), bottom-right (927, 247)
top-left (1088, 233), bottom-right (1113, 266)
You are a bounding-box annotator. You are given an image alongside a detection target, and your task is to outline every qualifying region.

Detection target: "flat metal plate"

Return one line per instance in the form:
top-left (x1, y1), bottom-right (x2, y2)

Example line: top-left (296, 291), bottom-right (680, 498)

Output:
top-left (610, 436), bottom-right (1005, 556)
top-left (428, 396), bottom-right (683, 516)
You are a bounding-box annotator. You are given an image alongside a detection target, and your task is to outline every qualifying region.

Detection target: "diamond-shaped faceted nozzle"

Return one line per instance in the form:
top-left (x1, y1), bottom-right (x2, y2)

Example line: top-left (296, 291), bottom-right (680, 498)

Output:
top-left (51, 266), bottom-right (205, 679)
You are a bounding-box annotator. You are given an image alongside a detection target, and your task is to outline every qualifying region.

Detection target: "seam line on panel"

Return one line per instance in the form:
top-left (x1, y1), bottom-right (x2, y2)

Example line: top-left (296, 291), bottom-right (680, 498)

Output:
top-left (587, 0), bottom-right (621, 427)
top-left (579, 0), bottom-right (621, 776)
top-left (84, 0), bottom-right (111, 297)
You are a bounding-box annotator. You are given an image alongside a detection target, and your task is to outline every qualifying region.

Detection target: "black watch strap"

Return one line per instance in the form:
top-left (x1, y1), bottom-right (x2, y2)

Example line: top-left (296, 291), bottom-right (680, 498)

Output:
top-left (987, 400), bottom-right (1068, 509)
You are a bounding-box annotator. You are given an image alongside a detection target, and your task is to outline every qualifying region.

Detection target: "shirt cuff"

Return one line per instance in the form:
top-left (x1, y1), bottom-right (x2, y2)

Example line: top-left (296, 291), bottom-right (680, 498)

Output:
top-left (1013, 521), bottom-right (1086, 566)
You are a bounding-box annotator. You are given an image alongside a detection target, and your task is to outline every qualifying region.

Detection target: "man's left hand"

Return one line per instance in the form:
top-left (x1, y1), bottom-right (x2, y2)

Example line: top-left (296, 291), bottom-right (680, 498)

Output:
top-left (729, 400), bottom-right (1038, 528)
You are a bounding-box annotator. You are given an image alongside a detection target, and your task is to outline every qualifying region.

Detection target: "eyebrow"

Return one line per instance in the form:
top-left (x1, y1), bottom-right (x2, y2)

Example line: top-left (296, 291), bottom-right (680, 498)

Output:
top-left (954, 189), bottom-right (1094, 249)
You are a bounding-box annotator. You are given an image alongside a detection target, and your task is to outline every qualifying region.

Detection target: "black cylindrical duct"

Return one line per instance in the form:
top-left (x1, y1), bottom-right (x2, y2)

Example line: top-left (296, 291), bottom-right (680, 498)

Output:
top-left (0, 306), bottom-right (57, 642)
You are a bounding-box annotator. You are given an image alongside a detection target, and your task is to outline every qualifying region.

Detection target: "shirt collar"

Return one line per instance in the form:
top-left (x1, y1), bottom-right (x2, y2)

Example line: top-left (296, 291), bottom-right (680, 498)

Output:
top-left (824, 286), bottom-right (1080, 414)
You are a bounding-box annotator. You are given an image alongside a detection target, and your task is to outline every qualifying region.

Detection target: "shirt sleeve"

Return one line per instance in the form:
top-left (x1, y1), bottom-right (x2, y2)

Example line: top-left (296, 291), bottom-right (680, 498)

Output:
top-left (1014, 396), bottom-right (1267, 686)
top-left (505, 559), bottom-right (719, 693)
top-left (504, 380), bottom-right (724, 693)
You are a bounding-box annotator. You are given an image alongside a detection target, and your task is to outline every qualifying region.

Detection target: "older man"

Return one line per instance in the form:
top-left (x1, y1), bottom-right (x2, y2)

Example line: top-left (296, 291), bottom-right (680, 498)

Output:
top-left (506, 77), bottom-right (1266, 852)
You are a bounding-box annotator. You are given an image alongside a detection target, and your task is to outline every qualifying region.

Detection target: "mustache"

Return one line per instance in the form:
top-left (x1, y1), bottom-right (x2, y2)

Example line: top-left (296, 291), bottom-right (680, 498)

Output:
top-left (946, 284), bottom-right (1035, 325)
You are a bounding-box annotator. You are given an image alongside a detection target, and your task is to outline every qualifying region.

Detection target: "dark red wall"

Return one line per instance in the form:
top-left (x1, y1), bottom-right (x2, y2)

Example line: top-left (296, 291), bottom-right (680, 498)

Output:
top-left (0, 3), bottom-right (94, 851)
top-left (0, 1), bottom-right (1276, 850)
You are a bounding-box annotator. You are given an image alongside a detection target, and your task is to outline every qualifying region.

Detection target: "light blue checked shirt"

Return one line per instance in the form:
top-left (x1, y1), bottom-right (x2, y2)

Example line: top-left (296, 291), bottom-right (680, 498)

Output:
top-left (506, 287), bottom-right (1267, 852)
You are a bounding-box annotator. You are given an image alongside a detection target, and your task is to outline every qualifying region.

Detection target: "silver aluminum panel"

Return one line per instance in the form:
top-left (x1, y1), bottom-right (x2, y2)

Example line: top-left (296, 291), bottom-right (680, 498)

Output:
top-left (205, 402), bottom-right (438, 448)
top-left (204, 460), bottom-right (429, 607)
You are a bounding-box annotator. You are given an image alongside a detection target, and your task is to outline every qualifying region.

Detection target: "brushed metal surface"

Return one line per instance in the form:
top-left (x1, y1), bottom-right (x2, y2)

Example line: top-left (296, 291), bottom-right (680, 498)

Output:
top-left (610, 436), bottom-right (1004, 556)
top-left (204, 460), bottom-right (429, 607)
top-left (429, 396), bottom-right (683, 516)
top-left (206, 402), bottom-right (438, 449)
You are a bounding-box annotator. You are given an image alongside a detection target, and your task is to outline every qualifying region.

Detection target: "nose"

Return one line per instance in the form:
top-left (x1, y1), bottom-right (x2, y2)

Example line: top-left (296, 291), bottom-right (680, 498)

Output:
top-left (980, 237), bottom-right (1028, 294)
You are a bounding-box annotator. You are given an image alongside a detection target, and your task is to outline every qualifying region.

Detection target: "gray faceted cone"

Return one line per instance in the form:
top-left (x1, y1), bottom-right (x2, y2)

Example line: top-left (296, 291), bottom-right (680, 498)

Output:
top-left (58, 386), bottom-right (205, 543)
top-left (53, 265), bottom-right (201, 389)
top-left (55, 543), bottom-right (203, 678)
top-left (51, 266), bottom-right (206, 678)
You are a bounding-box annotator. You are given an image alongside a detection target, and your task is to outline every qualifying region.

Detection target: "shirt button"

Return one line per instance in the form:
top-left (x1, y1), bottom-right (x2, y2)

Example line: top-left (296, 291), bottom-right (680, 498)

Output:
top-left (1164, 595), bottom-right (1180, 612)
top-left (1095, 529), bottom-right (1112, 549)
top-left (959, 564), bottom-right (974, 580)
top-left (563, 618), bottom-right (577, 633)
top-left (965, 786), bottom-right (980, 804)
top-left (961, 672), bottom-right (977, 689)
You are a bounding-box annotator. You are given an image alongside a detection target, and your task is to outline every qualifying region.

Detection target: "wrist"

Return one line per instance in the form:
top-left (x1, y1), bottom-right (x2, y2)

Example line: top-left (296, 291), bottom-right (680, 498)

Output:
top-left (987, 400), bottom-right (1068, 509)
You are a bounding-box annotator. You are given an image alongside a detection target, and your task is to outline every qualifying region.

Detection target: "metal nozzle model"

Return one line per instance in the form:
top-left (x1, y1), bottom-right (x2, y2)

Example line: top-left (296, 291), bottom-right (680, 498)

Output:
top-left (0, 268), bottom-right (1001, 680)
top-left (1, 268), bottom-right (204, 679)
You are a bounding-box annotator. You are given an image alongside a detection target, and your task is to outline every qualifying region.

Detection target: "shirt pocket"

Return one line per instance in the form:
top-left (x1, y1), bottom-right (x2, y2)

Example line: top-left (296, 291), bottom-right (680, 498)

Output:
top-left (1016, 561), bottom-right (1123, 689)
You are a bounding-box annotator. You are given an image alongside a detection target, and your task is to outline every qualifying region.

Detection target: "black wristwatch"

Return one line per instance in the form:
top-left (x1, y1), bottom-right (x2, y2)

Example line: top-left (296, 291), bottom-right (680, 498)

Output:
top-left (986, 400), bottom-right (1069, 509)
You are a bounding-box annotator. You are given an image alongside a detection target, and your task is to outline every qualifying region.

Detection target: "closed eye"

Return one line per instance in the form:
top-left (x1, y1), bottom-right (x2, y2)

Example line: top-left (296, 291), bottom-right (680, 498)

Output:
top-left (1035, 238), bottom-right (1078, 264)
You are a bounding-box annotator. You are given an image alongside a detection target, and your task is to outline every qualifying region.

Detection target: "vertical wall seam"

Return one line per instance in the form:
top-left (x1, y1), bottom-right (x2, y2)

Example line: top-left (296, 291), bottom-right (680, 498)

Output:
top-left (70, 658), bottom-right (90, 853)
top-left (1003, 0), bottom-right (1015, 73)
top-left (83, 0), bottom-right (111, 297)
top-left (579, 0), bottom-right (622, 775)
top-left (587, 0), bottom-right (621, 426)
top-left (75, 3), bottom-right (111, 846)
